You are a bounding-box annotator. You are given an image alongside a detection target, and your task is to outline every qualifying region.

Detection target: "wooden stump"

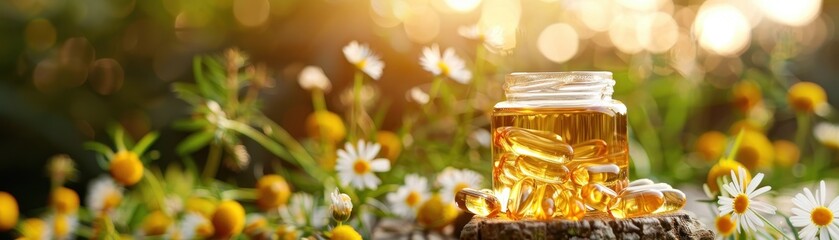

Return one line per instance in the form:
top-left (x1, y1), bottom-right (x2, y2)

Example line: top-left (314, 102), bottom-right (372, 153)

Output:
top-left (460, 211), bottom-right (714, 240)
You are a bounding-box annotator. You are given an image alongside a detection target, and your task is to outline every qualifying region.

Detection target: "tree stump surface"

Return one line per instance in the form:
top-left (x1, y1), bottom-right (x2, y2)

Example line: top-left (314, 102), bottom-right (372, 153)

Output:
top-left (460, 211), bottom-right (714, 240)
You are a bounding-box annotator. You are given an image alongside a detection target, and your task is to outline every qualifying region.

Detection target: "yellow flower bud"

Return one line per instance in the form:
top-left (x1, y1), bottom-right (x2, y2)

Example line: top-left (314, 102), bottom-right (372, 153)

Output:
top-left (256, 175), bottom-right (291, 210)
top-left (773, 140), bottom-right (800, 168)
top-left (376, 131), bottom-right (402, 162)
top-left (330, 190), bottom-right (353, 222)
top-left (19, 218), bottom-right (47, 239)
top-left (330, 225), bottom-right (362, 240)
top-left (142, 211), bottom-right (172, 236)
top-left (707, 160), bottom-right (751, 194)
top-left (0, 192), bottom-right (19, 231)
top-left (185, 197), bottom-right (216, 218)
top-left (788, 81), bottom-right (827, 113)
top-left (734, 130), bottom-right (773, 170)
top-left (305, 111), bottom-right (346, 143)
top-left (416, 194), bottom-right (459, 230)
top-left (694, 131), bottom-right (727, 162)
top-left (731, 80), bottom-right (762, 112)
top-left (51, 187), bottom-right (79, 215)
top-left (110, 151), bottom-right (144, 186)
top-left (212, 200), bottom-right (245, 237)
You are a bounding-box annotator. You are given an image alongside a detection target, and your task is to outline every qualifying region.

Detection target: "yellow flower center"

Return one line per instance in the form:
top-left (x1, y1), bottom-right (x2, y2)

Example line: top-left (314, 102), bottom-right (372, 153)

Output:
top-left (788, 82), bottom-right (826, 113)
top-left (331, 225), bottom-right (362, 240)
top-left (353, 159), bottom-right (370, 174)
top-left (110, 150), bottom-right (144, 186)
top-left (256, 174), bottom-right (290, 210)
top-left (142, 211), bottom-right (172, 235)
top-left (733, 194), bottom-right (749, 214)
top-left (438, 61), bottom-right (450, 76)
top-left (54, 215), bottom-right (69, 237)
top-left (52, 187), bottom-right (80, 215)
top-left (735, 146), bottom-right (760, 170)
top-left (212, 200), bottom-right (245, 237)
top-left (102, 191), bottom-right (122, 213)
top-left (355, 59), bottom-right (367, 69)
top-left (811, 206), bottom-right (834, 227)
top-left (0, 192), bottom-right (19, 231)
top-left (715, 215), bottom-right (735, 236)
top-left (405, 191), bottom-right (421, 207)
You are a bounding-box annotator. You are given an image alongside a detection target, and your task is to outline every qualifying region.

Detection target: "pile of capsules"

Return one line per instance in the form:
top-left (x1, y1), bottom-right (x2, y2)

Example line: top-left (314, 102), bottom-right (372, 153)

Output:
top-left (454, 127), bottom-right (687, 220)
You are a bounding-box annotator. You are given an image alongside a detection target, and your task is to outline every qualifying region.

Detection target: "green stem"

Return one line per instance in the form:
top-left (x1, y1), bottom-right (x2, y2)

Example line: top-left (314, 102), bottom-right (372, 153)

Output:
top-left (756, 211), bottom-right (793, 240)
top-left (350, 71), bottom-right (364, 142)
top-left (312, 89), bottom-right (332, 165)
top-left (422, 76), bottom-right (444, 117)
top-left (143, 171), bottom-right (166, 210)
top-left (242, 118), bottom-right (329, 180)
top-left (778, 212), bottom-right (801, 240)
top-left (795, 113), bottom-right (809, 150)
top-left (202, 143), bottom-right (222, 181)
top-left (114, 127), bottom-right (126, 152)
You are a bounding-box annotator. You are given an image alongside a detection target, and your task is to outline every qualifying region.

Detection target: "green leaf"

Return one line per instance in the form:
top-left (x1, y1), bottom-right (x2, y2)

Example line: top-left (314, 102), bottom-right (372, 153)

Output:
top-left (132, 132), bottom-right (159, 155)
top-left (171, 118), bottom-right (210, 131)
top-left (171, 82), bottom-right (202, 105)
top-left (695, 199), bottom-right (717, 203)
top-left (193, 57), bottom-right (224, 101)
top-left (84, 142), bottom-right (114, 157)
top-left (176, 129), bottom-right (215, 155)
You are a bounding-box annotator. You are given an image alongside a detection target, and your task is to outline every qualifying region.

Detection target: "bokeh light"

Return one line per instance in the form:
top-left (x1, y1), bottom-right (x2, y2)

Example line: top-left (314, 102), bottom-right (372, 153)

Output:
top-left (233, 0), bottom-right (270, 27)
top-left (479, 0), bottom-right (520, 52)
top-left (609, 14), bottom-right (643, 54)
top-left (444, 0), bottom-right (481, 13)
top-left (403, 6), bottom-right (440, 44)
top-left (637, 12), bottom-right (678, 53)
top-left (576, 0), bottom-right (613, 32)
top-left (88, 59), bottom-right (125, 95)
top-left (24, 18), bottom-right (56, 51)
top-left (693, 3), bottom-right (750, 56)
top-left (755, 0), bottom-right (821, 27)
top-left (537, 23), bottom-right (579, 63)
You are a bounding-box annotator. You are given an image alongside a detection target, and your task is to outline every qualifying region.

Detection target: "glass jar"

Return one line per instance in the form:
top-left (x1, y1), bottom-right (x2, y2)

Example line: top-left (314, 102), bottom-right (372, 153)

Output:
top-left (491, 71), bottom-right (628, 214)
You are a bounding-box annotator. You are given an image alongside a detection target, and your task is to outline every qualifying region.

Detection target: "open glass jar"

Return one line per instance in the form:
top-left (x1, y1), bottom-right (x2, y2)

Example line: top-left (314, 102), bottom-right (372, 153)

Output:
top-left (491, 72), bottom-right (628, 216)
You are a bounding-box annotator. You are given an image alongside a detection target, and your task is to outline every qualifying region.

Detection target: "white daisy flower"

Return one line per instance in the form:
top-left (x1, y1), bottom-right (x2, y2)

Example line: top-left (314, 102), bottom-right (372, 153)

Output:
top-left (387, 174), bottom-right (430, 219)
top-left (46, 214), bottom-right (79, 240)
top-left (343, 41), bottom-right (384, 80)
top-left (814, 122), bottom-right (839, 149)
top-left (790, 180), bottom-right (839, 240)
top-left (86, 176), bottom-right (124, 215)
top-left (298, 65), bottom-right (332, 92)
top-left (436, 168), bottom-right (483, 204)
top-left (176, 212), bottom-right (213, 239)
top-left (330, 189), bottom-right (353, 222)
top-left (419, 44), bottom-right (472, 84)
top-left (717, 167), bottom-right (776, 233)
top-left (407, 87), bottom-right (430, 104)
top-left (336, 140), bottom-right (391, 190)
top-left (280, 193), bottom-right (328, 228)
top-left (458, 24), bottom-right (505, 50)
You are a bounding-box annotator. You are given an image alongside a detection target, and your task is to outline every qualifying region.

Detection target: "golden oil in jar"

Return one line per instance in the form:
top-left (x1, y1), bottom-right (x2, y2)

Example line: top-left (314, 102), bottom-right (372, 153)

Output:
top-left (491, 72), bottom-right (628, 215)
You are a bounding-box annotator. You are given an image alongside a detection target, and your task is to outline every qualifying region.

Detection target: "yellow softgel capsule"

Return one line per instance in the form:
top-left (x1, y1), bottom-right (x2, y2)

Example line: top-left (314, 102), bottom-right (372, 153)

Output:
top-left (494, 127), bottom-right (573, 164)
top-left (622, 183), bottom-right (672, 193)
top-left (554, 196), bottom-right (586, 220)
top-left (507, 178), bottom-right (542, 220)
top-left (517, 155), bottom-right (570, 184)
top-left (653, 189), bottom-right (687, 214)
top-left (455, 188), bottom-right (501, 218)
top-left (572, 139), bottom-right (608, 159)
top-left (571, 163), bottom-right (621, 186)
top-left (609, 190), bottom-right (665, 219)
top-left (581, 184), bottom-right (618, 212)
top-left (628, 178), bottom-right (654, 187)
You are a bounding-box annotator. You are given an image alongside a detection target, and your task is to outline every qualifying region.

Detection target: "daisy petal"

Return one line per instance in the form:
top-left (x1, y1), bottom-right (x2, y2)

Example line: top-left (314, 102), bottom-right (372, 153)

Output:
top-left (370, 159), bottom-right (391, 172)
top-left (748, 186), bottom-right (771, 199)
top-left (745, 173), bottom-right (764, 195)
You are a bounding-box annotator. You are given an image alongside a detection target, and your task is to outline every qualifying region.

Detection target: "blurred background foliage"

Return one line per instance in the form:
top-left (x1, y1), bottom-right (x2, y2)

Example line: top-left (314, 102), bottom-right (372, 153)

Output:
top-left (1, 0), bottom-right (838, 226)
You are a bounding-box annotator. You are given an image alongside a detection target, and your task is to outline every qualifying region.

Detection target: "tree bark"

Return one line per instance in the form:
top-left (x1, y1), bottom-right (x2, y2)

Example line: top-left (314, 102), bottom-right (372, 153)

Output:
top-left (460, 211), bottom-right (714, 240)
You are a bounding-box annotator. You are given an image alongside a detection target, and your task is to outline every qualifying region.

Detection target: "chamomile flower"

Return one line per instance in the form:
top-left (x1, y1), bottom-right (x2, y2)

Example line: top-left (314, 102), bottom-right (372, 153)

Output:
top-left (717, 167), bottom-right (776, 233)
top-left (19, 218), bottom-right (51, 240)
top-left (387, 174), bottom-right (430, 219)
top-left (419, 44), bottom-right (472, 84)
top-left (280, 193), bottom-right (328, 228)
top-left (790, 180), bottom-right (839, 240)
top-left (343, 41), bottom-right (384, 80)
top-left (0, 192), bottom-right (18, 231)
top-left (814, 122), bottom-right (839, 149)
top-left (458, 24), bottom-right (505, 50)
top-left (86, 176), bottom-right (124, 215)
top-left (407, 87), bottom-right (430, 104)
top-left (336, 140), bottom-right (391, 190)
top-left (298, 65), bottom-right (332, 92)
top-left (176, 213), bottom-right (214, 240)
top-left (329, 189), bottom-right (353, 222)
top-left (714, 214), bottom-right (736, 238)
top-left (45, 214), bottom-right (78, 240)
top-left (436, 168), bottom-right (483, 204)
